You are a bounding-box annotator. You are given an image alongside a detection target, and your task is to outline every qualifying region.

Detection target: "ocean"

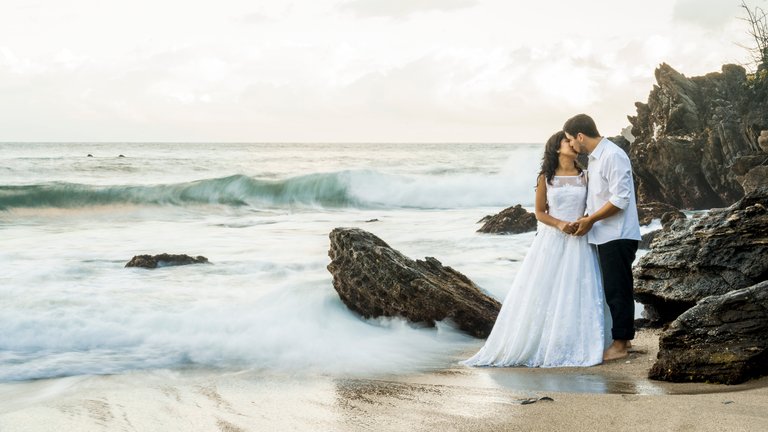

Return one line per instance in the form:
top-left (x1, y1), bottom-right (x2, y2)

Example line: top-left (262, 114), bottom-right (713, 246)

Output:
top-left (0, 142), bottom-right (649, 383)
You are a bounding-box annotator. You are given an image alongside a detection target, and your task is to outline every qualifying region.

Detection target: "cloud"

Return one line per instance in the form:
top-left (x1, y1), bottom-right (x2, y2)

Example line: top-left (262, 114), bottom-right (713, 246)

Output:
top-left (237, 12), bottom-right (272, 25)
top-left (0, 33), bottom-right (661, 142)
top-left (0, 0), bottom-right (755, 142)
top-left (339, 0), bottom-right (478, 19)
top-left (672, 0), bottom-right (740, 30)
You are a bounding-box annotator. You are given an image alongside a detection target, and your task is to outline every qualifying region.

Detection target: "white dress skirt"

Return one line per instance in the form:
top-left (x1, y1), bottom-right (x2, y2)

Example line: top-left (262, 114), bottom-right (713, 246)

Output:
top-left (462, 174), bottom-right (609, 367)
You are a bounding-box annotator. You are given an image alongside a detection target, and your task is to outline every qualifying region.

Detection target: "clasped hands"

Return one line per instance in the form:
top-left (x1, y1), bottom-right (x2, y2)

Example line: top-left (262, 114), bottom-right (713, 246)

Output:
top-left (557, 216), bottom-right (594, 236)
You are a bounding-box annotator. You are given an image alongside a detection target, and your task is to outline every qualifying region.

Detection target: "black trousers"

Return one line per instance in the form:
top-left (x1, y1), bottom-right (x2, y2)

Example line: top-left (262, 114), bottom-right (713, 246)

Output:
top-left (596, 239), bottom-right (638, 341)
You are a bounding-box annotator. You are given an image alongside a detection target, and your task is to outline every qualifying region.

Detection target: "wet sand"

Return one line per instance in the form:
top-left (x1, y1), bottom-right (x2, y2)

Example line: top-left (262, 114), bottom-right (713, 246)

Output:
top-left (1, 329), bottom-right (766, 431)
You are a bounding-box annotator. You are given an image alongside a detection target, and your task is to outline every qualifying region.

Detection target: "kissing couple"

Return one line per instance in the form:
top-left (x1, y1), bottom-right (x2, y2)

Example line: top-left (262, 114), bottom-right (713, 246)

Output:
top-left (463, 114), bottom-right (641, 368)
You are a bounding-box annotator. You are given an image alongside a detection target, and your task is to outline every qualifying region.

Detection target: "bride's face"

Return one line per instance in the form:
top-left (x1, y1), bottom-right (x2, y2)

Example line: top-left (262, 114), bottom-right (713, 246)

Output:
top-left (559, 138), bottom-right (578, 157)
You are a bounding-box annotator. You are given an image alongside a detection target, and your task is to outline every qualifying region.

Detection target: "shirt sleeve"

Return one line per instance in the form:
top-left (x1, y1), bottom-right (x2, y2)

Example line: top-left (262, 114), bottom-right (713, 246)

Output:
top-left (603, 152), bottom-right (632, 210)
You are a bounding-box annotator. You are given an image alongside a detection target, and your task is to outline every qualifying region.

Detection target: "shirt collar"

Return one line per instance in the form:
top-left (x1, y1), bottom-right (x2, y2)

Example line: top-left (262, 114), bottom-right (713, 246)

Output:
top-left (588, 137), bottom-right (608, 160)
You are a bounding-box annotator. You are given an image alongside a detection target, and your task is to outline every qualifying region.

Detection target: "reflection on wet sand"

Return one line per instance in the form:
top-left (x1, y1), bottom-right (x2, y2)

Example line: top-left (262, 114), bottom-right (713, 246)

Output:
top-left (478, 368), bottom-right (651, 395)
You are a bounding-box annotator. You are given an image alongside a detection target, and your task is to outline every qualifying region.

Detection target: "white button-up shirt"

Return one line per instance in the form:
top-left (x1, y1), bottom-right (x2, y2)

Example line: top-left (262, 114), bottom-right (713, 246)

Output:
top-left (586, 137), bottom-right (642, 245)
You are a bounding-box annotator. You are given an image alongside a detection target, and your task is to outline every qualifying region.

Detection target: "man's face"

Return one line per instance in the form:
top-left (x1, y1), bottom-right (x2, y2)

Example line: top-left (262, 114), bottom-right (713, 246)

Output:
top-left (564, 132), bottom-right (582, 154)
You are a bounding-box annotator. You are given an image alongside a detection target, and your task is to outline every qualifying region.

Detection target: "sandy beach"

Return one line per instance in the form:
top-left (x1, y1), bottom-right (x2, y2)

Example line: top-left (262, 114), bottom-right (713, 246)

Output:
top-left (1, 329), bottom-right (766, 432)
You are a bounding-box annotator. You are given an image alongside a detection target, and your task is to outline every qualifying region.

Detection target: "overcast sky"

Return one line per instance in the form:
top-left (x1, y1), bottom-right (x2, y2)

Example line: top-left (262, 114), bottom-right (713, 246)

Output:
top-left (0, 0), bottom-right (763, 143)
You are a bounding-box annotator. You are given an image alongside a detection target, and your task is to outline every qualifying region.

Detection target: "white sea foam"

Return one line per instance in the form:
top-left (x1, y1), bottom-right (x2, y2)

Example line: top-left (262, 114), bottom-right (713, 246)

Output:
top-left (0, 142), bottom-right (546, 382)
top-left (0, 282), bottom-right (475, 381)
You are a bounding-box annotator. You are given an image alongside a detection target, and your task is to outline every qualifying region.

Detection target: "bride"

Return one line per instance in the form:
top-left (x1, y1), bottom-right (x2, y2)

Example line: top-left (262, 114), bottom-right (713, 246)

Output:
top-left (462, 131), bottom-right (608, 368)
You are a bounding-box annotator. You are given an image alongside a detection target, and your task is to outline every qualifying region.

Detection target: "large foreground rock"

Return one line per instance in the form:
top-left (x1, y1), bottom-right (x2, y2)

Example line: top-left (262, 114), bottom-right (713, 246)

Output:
top-left (633, 188), bottom-right (768, 325)
top-left (477, 205), bottom-right (537, 234)
top-left (327, 228), bottom-right (501, 338)
top-left (649, 281), bottom-right (768, 384)
top-left (125, 253), bottom-right (209, 268)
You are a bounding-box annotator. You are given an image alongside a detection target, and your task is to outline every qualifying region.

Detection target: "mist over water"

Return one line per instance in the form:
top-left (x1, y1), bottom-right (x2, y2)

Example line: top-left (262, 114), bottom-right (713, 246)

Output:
top-left (0, 142), bottom-right (544, 382)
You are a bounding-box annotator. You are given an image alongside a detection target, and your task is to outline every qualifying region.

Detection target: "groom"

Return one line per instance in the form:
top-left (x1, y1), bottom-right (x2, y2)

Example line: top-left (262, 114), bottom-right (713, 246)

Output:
top-left (563, 114), bottom-right (641, 361)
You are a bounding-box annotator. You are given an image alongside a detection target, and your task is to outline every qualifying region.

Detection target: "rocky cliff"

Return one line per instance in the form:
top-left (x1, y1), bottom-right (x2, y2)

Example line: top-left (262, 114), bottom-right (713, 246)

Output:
top-left (628, 63), bottom-right (768, 209)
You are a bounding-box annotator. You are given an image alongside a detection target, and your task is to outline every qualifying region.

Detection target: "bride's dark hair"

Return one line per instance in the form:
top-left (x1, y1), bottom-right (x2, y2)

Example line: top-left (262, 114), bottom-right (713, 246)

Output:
top-left (539, 131), bottom-right (582, 185)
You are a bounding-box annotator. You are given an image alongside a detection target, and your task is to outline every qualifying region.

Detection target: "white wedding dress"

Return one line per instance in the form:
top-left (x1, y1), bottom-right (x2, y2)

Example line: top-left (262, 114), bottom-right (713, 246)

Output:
top-left (462, 173), bottom-right (608, 368)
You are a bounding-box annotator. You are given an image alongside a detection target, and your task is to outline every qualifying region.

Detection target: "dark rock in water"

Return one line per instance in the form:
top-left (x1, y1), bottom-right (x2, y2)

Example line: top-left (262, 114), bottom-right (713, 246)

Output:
top-left (649, 281), bottom-right (768, 384)
top-left (125, 253), bottom-right (209, 269)
top-left (87, 154), bottom-right (93, 157)
top-left (628, 63), bottom-right (768, 209)
top-left (118, 154), bottom-right (126, 158)
top-left (365, 219), bottom-right (379, 223)
top-left (327, 228), bottom-right (501, 338)
top-left (476, 205), bottom-right (537, 234)
top-left (637, 202), bottom-right (684, 226)
top-left (633, 188), bottom-right (768, 325)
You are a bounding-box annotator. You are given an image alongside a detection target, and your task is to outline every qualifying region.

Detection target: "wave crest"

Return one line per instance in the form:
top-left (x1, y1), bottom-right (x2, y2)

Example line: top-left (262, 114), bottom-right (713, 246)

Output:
top-left (0, 170), bottom-right (534, 210)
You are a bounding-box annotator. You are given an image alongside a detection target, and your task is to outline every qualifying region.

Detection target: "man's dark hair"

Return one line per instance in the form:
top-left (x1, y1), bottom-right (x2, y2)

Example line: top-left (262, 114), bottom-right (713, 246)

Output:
top-left (563, 114), bottom-right (600, 138)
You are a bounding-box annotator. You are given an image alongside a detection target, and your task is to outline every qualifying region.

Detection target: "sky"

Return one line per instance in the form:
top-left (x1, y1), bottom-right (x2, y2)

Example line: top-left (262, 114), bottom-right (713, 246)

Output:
top-left (0, 0), bottom-right (764, 143)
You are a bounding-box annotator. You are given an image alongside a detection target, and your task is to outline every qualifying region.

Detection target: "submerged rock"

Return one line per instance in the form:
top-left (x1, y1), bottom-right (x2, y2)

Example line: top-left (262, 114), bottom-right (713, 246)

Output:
top-left (327, 228), bottom-right (500, 338)
top-left (633, 188), bottom-right (768, 325)
top-left (649, 281), bottom-right (768, 384)
top-left (125, 253), bottom-right (209, 269)
top-left (477, 205), bottom-right (537, 234)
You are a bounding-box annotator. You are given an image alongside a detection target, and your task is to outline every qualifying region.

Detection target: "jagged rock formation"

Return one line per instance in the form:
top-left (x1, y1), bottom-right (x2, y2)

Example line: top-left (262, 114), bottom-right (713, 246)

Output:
top-left (327, 228), bottom-right (501, 338)
top-left (628, 63), bottom-right (768, 209)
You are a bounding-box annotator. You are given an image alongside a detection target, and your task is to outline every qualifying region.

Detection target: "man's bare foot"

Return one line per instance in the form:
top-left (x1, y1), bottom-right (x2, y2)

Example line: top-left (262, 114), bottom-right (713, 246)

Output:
top-left (603, 340), bottom-right (630, 361)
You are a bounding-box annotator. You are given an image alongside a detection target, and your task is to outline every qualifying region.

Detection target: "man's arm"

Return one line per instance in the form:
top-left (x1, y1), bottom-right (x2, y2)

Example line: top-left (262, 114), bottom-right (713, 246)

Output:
top-left (574, 152), bottom-right (633, 236)
top-left (573, 202), bottom-right (621, 236)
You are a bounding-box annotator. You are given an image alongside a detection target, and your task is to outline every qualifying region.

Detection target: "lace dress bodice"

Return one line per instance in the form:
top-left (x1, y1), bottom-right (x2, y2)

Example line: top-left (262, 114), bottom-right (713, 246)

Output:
top-left (546, 174), bottom-right (587, 223)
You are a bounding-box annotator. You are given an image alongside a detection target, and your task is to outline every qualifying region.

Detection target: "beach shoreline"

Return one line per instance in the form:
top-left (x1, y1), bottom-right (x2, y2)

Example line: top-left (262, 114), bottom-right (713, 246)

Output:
top-left (1, 329), bottom-right (766, 432)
